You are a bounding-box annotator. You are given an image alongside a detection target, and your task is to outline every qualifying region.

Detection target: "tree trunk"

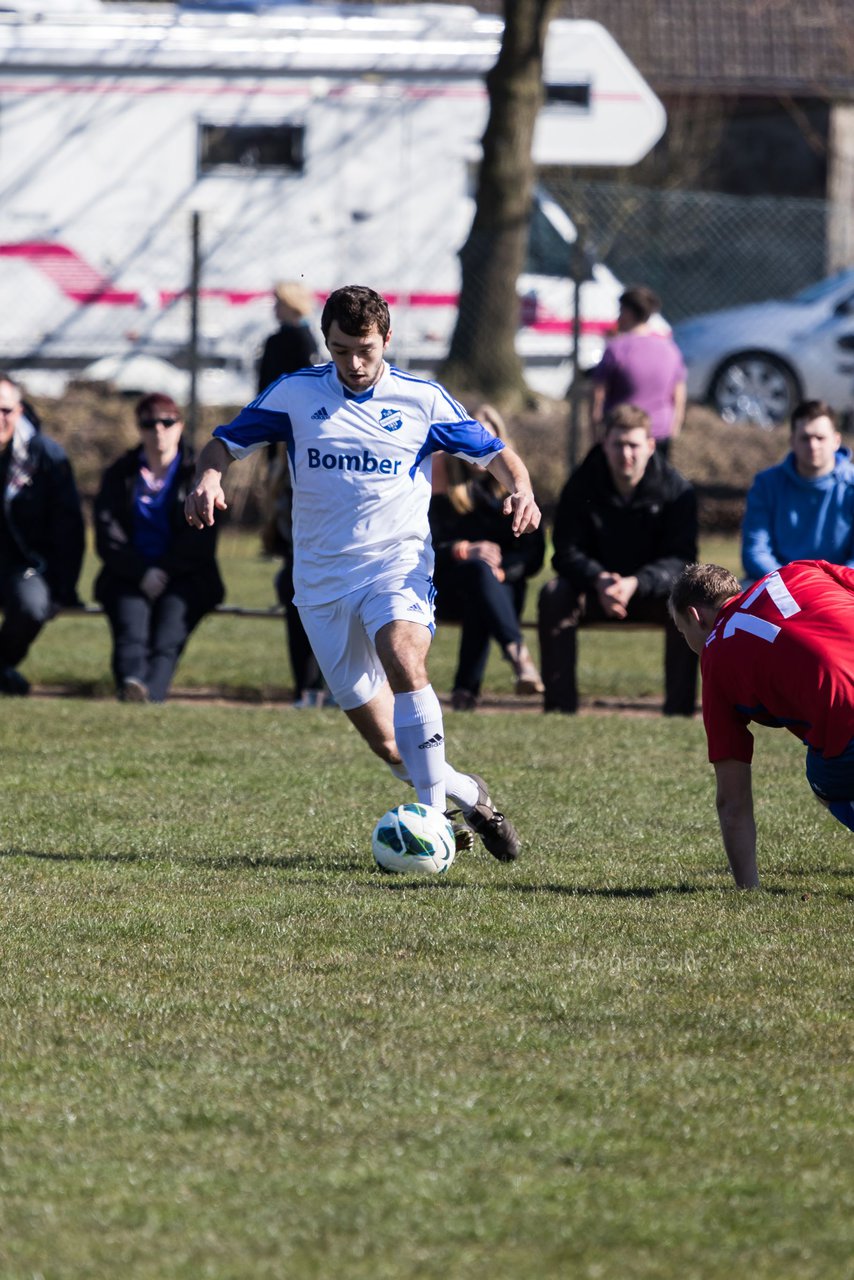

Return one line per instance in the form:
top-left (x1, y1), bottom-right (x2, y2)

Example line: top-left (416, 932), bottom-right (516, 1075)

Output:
top-left (440, 0), bottom-right (557, 408)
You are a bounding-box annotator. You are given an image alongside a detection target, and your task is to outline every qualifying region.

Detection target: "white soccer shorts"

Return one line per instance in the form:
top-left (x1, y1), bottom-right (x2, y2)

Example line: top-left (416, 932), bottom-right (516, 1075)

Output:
top-left (298, 571), bottom-right (436, 711)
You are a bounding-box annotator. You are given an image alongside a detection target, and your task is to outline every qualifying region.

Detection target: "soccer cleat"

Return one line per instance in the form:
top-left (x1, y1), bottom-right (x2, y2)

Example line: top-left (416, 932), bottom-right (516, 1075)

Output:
top-left (460, 773), bottom-right (521, 862)
top-left (444, 814), bottom-right (475, 854)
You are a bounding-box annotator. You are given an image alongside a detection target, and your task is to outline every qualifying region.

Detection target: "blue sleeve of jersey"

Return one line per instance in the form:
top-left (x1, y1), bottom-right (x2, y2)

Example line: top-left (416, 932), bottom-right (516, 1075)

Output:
top-left (213, 406), bottom-right (294, 459)
top-left (418, 419), bottom-right (505, 467)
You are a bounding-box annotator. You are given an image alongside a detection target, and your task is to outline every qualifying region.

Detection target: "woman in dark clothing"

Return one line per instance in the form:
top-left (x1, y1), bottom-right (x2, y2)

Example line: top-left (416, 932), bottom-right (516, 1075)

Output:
top-left (430, 405), bottom-right (545, 711)
top-left (94, 392), bottom-right (224, 702)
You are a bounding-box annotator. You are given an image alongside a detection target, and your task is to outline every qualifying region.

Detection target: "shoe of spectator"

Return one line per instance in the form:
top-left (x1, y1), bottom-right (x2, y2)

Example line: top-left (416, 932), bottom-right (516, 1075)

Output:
top-left (120, 677), bottom-right (149, 702)
top-left (459, 772), bottom-right (521, 862)
top-left (451, 688), bottom-right (478, 711)
top-left (505, 642), bottom-right (544, 696)
top-left (0, 666), bottom-right (30, 696)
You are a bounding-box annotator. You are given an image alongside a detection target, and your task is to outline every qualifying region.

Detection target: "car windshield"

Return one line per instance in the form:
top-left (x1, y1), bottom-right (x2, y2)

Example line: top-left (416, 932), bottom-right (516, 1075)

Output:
top-left (792, 272), bottom-right (854, 305)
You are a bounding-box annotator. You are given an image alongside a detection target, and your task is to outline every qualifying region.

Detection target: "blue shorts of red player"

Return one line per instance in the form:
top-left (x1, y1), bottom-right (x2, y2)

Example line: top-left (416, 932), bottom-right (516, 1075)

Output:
top-left (806, 736), bottom-right (854, 831)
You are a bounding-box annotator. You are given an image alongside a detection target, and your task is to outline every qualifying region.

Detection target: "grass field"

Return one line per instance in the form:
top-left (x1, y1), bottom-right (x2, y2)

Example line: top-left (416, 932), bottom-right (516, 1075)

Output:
top-left (1, 535), bottom-right (852, 1278)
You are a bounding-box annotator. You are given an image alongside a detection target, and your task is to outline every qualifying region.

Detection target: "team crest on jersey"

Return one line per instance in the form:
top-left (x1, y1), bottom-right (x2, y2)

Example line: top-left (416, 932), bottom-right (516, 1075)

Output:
top-left (379, 408), bottom-right (403, 433)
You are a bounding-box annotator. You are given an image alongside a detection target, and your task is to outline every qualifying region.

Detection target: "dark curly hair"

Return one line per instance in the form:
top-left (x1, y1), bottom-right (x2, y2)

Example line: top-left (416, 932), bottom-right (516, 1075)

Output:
top-left (321, 285), bottom-right (390, 341)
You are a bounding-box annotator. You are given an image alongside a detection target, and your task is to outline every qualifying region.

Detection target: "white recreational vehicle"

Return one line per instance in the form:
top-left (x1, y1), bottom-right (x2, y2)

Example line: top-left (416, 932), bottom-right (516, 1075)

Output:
top-left (0, 0), bottom-right (665, 402)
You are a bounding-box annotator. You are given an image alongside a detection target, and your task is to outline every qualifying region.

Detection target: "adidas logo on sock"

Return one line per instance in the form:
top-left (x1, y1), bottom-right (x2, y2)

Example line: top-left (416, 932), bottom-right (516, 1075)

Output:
top-left (418, 733), bottom-right (444, 750)
top-left (311, 406), bottom-right (330, 420)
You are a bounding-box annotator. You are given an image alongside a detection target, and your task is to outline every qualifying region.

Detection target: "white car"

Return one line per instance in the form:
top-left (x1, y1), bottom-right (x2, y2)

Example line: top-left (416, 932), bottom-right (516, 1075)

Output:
top-left (672, 270), bottom-right (854, 427)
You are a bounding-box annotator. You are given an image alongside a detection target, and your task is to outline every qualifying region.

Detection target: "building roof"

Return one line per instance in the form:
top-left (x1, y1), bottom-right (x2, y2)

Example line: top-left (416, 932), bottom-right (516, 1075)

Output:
top-left (554, 0), bottom-right (854, 98)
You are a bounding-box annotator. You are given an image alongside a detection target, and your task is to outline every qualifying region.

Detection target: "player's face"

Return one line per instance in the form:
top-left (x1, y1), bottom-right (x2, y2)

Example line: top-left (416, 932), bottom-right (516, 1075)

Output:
top-left (791, 415), bottom-right (840, 479)
top-left (602, 426), bottom-right (655, 489)
top-left (0, 381), bottom-right (23, 448)
top-left (326, 321), bottom-right (391, 393)
top-left (671, 606), bottom-right (706, 655)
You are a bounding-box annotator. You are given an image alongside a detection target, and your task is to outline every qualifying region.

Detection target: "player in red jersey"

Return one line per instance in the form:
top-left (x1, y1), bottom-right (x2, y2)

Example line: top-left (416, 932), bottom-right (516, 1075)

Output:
top-left (669, 559), bottom-right (854, 888)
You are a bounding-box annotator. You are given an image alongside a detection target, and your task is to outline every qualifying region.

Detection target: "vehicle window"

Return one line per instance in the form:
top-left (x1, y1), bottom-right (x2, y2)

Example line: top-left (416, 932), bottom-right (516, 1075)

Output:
top-left (198, 123), bottom-right (305, 174)
top-left (544, 82), bottom-right (591, 110)
top-left (525, 200), bottom-right (572, 277)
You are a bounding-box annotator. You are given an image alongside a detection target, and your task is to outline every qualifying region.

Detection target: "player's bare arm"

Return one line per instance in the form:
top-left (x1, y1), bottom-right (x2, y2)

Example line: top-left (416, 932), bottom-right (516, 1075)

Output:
top-left (713, 759), bottom-right (760, 889)
top-left (484, 447), bottom-right (541, 535)
top-left (185, 438), bottom-right (234, 528)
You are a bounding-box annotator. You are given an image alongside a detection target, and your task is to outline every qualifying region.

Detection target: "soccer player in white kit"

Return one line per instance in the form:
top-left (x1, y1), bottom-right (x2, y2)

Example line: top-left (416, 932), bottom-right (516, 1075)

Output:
top-left (185, 286), bottom-right (542, 860)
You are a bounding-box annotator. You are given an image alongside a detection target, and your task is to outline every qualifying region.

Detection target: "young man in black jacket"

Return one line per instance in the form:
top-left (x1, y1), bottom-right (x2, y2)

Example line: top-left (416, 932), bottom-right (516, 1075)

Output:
top-left (538, 404), bottom-right (698, 715)
top-left (0, 374), bottom-right (84, 695)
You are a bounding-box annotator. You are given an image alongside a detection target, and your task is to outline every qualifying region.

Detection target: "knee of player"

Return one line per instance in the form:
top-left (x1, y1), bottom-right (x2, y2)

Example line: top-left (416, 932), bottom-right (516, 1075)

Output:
top-left (371, 733), bottom-right (401, 765)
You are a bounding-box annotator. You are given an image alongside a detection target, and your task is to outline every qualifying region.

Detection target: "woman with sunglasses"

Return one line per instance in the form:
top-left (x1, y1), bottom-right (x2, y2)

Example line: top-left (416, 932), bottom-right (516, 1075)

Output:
top-left (93, 392), bottom-right (224, 702)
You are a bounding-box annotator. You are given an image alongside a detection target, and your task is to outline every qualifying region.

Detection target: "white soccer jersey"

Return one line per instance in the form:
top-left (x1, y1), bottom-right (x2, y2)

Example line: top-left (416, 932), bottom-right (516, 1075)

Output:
top-left (213, 361), bottom-right (505, 606)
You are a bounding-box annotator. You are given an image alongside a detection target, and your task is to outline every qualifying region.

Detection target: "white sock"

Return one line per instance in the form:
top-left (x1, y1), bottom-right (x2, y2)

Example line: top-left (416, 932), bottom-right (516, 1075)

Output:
top-left (445, 768), bottom-right (479, 813)
top-left (393, 686), bottom-right (447, 809)
top-left (388, 735), bottom-right (478, 814)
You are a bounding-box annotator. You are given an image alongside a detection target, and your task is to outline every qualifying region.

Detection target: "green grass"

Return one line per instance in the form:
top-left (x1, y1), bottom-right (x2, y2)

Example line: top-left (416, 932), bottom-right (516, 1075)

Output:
top-left (1, 699), bottom-right (851, 1278)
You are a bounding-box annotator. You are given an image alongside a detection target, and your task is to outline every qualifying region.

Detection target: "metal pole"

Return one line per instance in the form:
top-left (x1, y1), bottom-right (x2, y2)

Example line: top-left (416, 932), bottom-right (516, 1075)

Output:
top-left (188, 210), bottom-right (202, 448)
top-left (567, 230), bottom-right (585, 473)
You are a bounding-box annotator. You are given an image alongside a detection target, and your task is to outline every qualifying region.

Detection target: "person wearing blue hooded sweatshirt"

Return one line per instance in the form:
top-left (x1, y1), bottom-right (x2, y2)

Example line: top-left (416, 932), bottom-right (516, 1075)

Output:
top-left (742, 400), bottom-right (854, 584)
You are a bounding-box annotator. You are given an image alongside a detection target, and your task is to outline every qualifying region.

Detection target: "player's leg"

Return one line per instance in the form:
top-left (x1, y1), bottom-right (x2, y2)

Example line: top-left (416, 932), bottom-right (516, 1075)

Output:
top-left (301, 582), bottom-right (521, 858)
top-left (824, 799), bottom-right (854, 832)
top-left (374, 618), bottom-right (449, 810)
top-left (296, 594), bottom-right (448, 803)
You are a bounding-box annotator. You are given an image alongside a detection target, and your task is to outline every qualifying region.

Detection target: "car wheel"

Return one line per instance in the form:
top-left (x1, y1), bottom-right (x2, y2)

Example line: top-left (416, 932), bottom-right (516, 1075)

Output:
top-left (708, 352), bottom-right (800, 427)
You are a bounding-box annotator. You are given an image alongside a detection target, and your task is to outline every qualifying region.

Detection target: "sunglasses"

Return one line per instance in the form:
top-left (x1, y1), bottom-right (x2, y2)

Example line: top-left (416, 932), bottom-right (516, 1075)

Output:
top-left (139, 415), bottom-right (180, 429)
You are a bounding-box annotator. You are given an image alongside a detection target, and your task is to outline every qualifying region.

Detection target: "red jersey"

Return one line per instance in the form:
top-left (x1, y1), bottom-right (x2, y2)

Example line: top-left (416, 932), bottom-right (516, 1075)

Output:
top-left (701, 560), bottom-right (854, 763)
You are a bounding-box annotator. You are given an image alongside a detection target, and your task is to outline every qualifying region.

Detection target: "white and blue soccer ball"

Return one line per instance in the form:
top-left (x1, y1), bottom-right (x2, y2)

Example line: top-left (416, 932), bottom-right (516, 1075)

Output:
top-left (371, 803), bottom-right (457, 875)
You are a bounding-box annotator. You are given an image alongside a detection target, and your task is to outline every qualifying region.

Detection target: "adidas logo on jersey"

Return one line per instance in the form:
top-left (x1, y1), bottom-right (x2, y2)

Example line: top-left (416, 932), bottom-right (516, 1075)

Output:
top-left (418, 733), bottom-right (444, 750)
top-left (311, 406), bottom-right (330, 420)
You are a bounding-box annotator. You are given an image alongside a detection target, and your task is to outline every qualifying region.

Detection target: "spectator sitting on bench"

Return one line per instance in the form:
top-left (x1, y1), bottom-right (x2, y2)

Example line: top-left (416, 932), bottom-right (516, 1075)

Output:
top-left (93, 393), bottom-right (224, 703)
top-left (741, 399), bottom-right (854, 585)
top-left (0, 372), bottom-right (85, 696)
top-left (537, 403), bottom-right (698, 716)
top-left (430, 404), bottom-right (545, 711)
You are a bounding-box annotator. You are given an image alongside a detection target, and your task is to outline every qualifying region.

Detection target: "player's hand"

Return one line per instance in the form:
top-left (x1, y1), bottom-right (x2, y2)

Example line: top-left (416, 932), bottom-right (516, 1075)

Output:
top-left (185, 474), bottom-right (227, 529)
top-left (502, 490), bottom-right (541, 536)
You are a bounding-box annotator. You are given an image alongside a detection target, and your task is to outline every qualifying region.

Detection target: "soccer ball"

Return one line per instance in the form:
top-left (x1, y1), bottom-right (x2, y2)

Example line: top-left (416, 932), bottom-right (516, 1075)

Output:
top-left (371, 803), bottom-right (457, 875)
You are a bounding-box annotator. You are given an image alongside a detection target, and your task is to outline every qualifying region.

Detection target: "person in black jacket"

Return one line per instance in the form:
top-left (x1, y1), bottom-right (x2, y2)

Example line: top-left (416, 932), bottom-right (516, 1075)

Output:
top-left (538, 403), bottom-right (698, 715)
top-left (0, 373), bottom-right (85, 696)
top-left (94, 393), bottom-right (224, 702)
top-left (257, 280), bottom-right (320, 397)
top-left (431, 405), bottom-right (545, 710)
top-left (257, 280), bottom-right (328, 706)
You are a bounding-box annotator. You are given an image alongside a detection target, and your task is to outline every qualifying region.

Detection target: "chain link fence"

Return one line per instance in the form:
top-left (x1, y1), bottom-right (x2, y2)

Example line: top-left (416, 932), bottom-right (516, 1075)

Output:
top-left (543, 177), bottom-right (830, 322)
top-left (535, 177), bottom-right (854, 431)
